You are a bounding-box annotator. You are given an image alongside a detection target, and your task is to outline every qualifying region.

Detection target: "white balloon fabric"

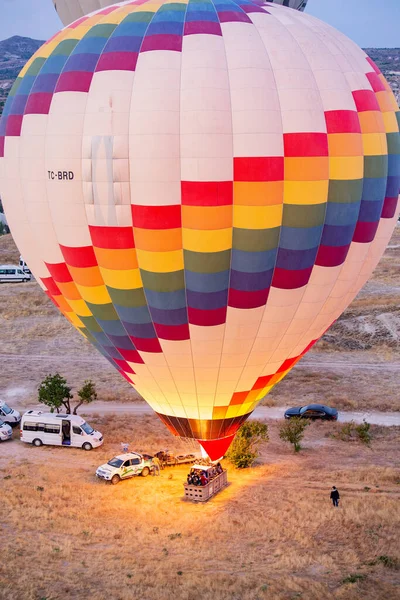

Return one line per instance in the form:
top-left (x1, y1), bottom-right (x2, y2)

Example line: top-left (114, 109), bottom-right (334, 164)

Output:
top-left (52, 0), bottom-right (308, 26)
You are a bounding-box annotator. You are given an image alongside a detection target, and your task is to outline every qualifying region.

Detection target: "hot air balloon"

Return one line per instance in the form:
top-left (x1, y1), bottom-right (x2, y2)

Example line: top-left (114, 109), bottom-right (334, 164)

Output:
top-left (1, 0), bottom-right (399, 460)
top-left (52, 0), bottom-right (308, 27)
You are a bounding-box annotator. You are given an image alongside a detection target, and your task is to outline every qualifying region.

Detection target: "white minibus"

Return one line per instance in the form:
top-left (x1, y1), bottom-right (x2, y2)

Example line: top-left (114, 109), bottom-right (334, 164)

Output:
top-left (20, 411), bottom-right (103, 450)
top-left (0, 400), bottom-right (21, 427)
top-left (0, 265), bottom-right (31, 283)
top-left (19, 256), bottom-right (31, 274)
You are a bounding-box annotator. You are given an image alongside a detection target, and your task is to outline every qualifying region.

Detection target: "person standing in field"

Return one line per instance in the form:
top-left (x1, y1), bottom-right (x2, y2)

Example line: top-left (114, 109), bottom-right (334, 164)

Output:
top-left (330, 486), bottom-right (340, 507)
top-left (152, 455), bottom-right (161, 476)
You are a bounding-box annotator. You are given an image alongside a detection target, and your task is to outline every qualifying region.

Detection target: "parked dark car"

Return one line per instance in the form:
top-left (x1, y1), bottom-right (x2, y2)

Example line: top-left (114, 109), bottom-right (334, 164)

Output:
top-left (284, 404), bottom-right (338, 421)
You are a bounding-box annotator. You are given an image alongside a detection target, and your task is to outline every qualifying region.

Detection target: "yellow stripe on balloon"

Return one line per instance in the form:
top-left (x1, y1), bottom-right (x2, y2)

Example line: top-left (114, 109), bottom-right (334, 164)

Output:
top-left (362, 132), bottom-right (388, 155)
top-left (99, 267), bottom-right (143, 290)
top-left (182, 228), bottom-right (232, 252)
top-left (136, 249), bottom-right (184, 273)
top-left (382, 111), bottom-right (400, 133)
top-left (283, 180), bottom-right (329, 204)
top-left (233, 204), bottom-right (283, 229)
top-left (75, 284), bottom-right (112, 304)
top-left (67, 298), bottom-right (93, 317)
top-left (329, 156), bottom-right (364, 180)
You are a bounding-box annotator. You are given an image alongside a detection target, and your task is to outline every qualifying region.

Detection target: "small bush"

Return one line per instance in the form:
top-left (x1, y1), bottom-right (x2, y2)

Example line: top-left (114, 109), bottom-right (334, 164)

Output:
top-left (336, 420), bottom-right (372, 445)
top-left (337, 421), bottom-right (355, 441)
top-left (342, 573), bottom-right (366, 584)
top-left (356, 421), bottom-right (371, 445)
top-left (279, 418), bottom-right (309, 452)
top-left (227, 421), bottom-right (269, 468)
top-left (377, 555), bottom-right (399, 570)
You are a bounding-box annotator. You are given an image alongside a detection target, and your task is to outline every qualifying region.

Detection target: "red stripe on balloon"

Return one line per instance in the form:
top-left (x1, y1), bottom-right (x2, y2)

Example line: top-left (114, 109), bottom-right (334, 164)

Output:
top-left (113, 359), bottom-right (135, 374)
top-left (117, 348), bottom-right (144, 364)
top-left (25, 92), bottom-right (53, 115)
top-left (129, 336), bottom-right (162, 353)
top-left (381, 196), bottom-right (398, 219)
top-left (284, 132), bottom-right (329, 157)
top-left (181, 181), bottom-right (233, 206)
top-left (55, 71), bottom-right (93, 93)
top-left (366, 72), bottom-right (386, 93)
top-left (131, 204), bottom-right (181, 229)
top-left (41, 276), bottom-right (61, 296)
top-left (228, 288), bottom-right (269, 309)
top-left (89, 226), bottom-right (135, 249)
top-left (45, 262), bottom-right (73, 283)
top-left (315, 244), bottom-right (350, 267)
top-left (272, 267), bottom-right (313, 289)
top-left (353, 221), bottom-right (379, 243)
top-left (60, 245), bottom-right (98, 268)
top-left (325, 110), bottom-right (361, 134)
top-left (154, 323), bottom-right (190, 341)
top-left (184, 21), bottom-right (222, 36)
top-left (352, 89), bottom-right (380, 112)
top-left (188, 306), bottom-right (227, 326)
top-left (234, 157), bottom-right (284, 181)
top-left (141, 34), bottom-right (183, 53)
top-left (5, 115), bottom-right (23, 136)
top-left (96, 52), bottom-right (138, 72)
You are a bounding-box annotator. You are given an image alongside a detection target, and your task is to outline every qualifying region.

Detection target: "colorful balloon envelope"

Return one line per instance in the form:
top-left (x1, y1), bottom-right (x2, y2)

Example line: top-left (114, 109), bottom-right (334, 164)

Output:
top-left (52, 0), bottom-right (309, 27)
top-left (1, 0), bottom-right (399, 459)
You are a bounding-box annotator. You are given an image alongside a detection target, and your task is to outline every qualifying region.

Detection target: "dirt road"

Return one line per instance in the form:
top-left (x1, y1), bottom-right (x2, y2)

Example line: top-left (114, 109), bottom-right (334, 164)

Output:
top-left (11, 400), bottom-right (400, 426)
top-left (1, 351), bottom-right (399, 371)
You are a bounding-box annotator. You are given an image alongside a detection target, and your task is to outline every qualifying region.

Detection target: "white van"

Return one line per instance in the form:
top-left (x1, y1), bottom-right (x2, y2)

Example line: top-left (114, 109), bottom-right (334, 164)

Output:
top-left (0, 418), bottom-right (12, 442)
top-left (0, 400), bottom-right (21, 427)
top-left (20, 411), bottom-right (103, 450)
top-left (19, 256), bottom-right (31, 274)
top-left (0, 264), bottom-right (31, 283)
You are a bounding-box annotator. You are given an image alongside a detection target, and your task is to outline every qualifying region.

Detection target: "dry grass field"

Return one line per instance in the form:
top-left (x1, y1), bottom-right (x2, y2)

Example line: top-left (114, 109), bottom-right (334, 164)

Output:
top-left (0, 415), bottom-right (399, 600)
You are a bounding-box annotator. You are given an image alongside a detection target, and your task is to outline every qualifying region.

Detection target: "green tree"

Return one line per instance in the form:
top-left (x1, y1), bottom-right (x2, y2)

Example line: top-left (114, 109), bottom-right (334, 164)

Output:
top-left (227, 421), bottom-right (269, 468)
top-left (73, 380), bottom-right (97, 415)
top-left (279, 418), bottom-right (309, 452)
top-left (38, 373), bottom-right (73, 414)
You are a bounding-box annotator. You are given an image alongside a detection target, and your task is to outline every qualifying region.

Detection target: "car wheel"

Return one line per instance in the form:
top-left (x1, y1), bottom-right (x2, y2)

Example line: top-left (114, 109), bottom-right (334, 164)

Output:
top-left (141, 467), bottom-right (150, 477)
top-left (33, 438), bottom-right (43, 447)
top-left (82, 442), bottom-right (92, 451)
top-left (111, 474), bottom-right (120, 485)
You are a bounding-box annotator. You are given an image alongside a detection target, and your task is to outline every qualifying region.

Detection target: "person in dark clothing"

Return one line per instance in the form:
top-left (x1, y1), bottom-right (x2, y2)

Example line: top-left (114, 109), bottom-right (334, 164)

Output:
top-left (330, 486), bottom-right (340, 507)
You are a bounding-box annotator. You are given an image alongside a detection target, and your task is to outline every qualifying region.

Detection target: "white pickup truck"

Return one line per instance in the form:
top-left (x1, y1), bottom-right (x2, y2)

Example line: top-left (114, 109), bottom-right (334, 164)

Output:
top-left (96, 452), bottom-right (154, 484)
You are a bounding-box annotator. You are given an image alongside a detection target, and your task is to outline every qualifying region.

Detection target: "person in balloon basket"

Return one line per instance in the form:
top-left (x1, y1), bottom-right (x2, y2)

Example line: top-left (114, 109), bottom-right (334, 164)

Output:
top-left (152, 455), bottom-right (161, 476)
top-left (330, 486), bottom-right (340, 507)
top-left (200, 472), bottom-right (209, 486)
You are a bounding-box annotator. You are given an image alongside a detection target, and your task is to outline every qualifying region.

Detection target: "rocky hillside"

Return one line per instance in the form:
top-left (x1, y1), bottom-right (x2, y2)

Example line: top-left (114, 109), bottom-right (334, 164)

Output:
top-left (0, 35), bottom-right (399, 114)
top-left (0, 36), bottom-right (44, 114)
top-left (365, 47), bottom-right (400, 103)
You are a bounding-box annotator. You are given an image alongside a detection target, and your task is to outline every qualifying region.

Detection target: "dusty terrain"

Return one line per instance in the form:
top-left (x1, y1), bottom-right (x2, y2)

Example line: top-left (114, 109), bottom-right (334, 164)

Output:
top-left (0, 227), bottom-right (399, 412)
top-left (0, 415), bottom-right (399, 600)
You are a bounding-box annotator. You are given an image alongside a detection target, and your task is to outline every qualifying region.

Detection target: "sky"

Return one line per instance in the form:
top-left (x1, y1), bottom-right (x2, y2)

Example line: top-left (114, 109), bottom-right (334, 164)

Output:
top-left (0, 0), bottom-right (399, 47)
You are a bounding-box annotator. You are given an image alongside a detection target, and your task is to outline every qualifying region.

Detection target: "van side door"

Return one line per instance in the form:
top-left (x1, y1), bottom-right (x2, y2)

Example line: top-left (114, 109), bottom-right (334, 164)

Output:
top-left (72, 424), bottom-right (83, 445)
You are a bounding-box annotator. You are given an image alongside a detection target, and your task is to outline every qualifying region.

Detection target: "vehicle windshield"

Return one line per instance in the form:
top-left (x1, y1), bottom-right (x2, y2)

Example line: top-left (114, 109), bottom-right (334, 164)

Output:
top-left (1, 403), bottom-right (12, 415)
top-left (299, 406), bottom-right (307, 414)
top-left (108, 458), bottom-right (124, 468)
top-left (81, 421), bottom-right (94, 435)
top-left (0, 418), bottom-right (4, 426)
